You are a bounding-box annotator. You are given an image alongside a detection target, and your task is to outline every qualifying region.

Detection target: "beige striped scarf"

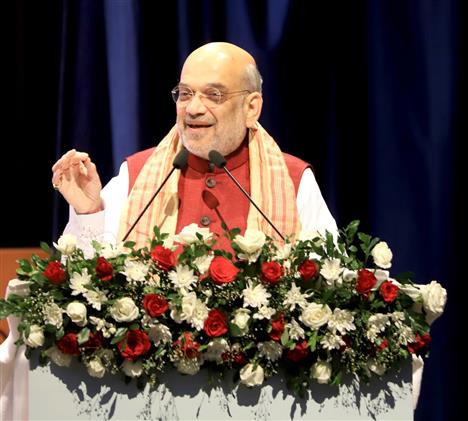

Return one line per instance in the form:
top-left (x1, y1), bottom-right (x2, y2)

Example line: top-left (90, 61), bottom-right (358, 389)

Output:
top-left (118, 123), bottom-right (301, 248)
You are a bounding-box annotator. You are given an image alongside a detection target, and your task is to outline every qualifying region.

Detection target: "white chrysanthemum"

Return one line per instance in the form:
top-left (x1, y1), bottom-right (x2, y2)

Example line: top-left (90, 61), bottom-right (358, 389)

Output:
top-left (366, 313), bottom-right (390, 342)
top-left (240, 363), bottom-right (264, 386)
top-left (320, 258), bottom-right (343, 285)
top-left (299, 302), bottom-right (332, 329)
top-left (193, 254), bottom-right (214, 275)
top-left (54, 233), bottom-right (77, 255)
top-left (43, 303), bottom-right (63, 328)
top-left (46, 346), bottom-right (72, 367)
top-left (274, 243), bottom-right (292, 261)
top-left (100, 242), bottom-right (128, 259)
top-left (122, 359), bottom-right (143, 377)
top-left (233, 229), bottom-right (266, 254)
top-left (173, 223), bottom-right (213, 245)
top-left (174, 292), bottom-right (209, 331)
top-left (320, 332), bottom-right (345, 350)
top-left (283, 282), bottom-right (312, 311)
top-left (327, 308), bottom-right (355, 334)
top-left (148, 323), bottom-right (172, 345)
top-left (110, 297), bottom-right (139, 322)
top-left (70, 269), bottom-right (91, 296)
top-left (204, 338), bottom-right (229, 364)
top-left (371, 241), bottom-right (393, 269)
top-left (121, 259), bottom-right (149, 283)
top-left (24, 325), bottom-right (44, 348)
top-left (86, 357), bottom-right (106, 378)
top-left (83, 289), bottom-right (108, 311)
top-left (253, 306), bottom-right (276, 320)
top-left (390, 311), bottom-right (405, 328)
top-left (168, 265), bottom-right (198, 293)
top-left (396, 325), bottom-right (416, 346)
top-left (242, 281), bottom-right (271, 308)
top-left (66, 301), bottom-right (87, 327)
top-left (286, 319), bottom-right (305, 341)
top-left (174, 357), bottom-right (202, 375)
top-left (258, 341), bottom-right (283, 362)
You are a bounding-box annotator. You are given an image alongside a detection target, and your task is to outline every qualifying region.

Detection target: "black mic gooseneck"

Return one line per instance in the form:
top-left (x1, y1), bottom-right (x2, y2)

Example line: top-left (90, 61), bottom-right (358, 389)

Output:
top-left (208, 150), bottom-right (285, 241)
top-left (122, 148), bottom-right (189, 242)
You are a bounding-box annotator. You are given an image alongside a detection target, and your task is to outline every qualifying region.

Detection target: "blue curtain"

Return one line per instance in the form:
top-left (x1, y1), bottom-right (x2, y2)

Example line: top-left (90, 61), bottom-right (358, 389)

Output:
top-left (8, 1), bottom-right (464, 419)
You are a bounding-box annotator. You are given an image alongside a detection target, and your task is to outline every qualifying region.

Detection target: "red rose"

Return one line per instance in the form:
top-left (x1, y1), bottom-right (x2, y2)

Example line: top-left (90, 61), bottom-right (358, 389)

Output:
top-left (286, 341), bottom-right (310, 362)
top-left (356, 269), bottom-right (377, 297)
top-left (95, 256), bottom-right (113, 281)
top-left (408, 333), bottom-right (431, 354)
top-left (150, 245), bottom-right (176, 271)
top-left (83, 331), bottom-right (104, 350)
top-left (209, 256), bottom-right (239, 285)
top-left (377, 337), bottom-right (389, 351)
top-left (232, 353), bottom-right (247, 365)
top-left (173, 332), bottom-right (200, 358)
top-left (269, 313), bottom-right (285, 341)
top-left (118, 329), bottom-right (151, 360)
top-left (56, 332), bottom-right (80, 355)
top-left (143, 293), bottom-right (169, 317)
top-left (203, 309), bottom-right (228, 337)
top-left (44, 261), bottom-right (66, 285)
top-left (298, 259), bottom-right (318, 281)
top-left (380, 281), bottom-right (399, 303)
top-left (261, 261), bottom-right (284, 285)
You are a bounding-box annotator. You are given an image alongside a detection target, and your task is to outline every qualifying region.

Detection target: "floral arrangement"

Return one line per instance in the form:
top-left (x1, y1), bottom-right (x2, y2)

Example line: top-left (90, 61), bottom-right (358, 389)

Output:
top-left (0, 222), bottom-right (446, 395)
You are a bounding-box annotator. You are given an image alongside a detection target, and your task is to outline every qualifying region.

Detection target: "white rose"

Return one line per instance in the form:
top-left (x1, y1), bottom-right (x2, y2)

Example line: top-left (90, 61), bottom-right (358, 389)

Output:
top-left (204, 339), bottom-right (229, 364)
top-left (371, 241), bottom-right (393, 269)
top-left (8, 279), bottom-right (31, 297)
top-left (87, 357), bottom-right (106, 378)
top-left (54, 233), bottom-right (77, 255)
top-left (24, 325), bottom-right (44, 348)
top-left (232, 309), bottom-right (251, 336)
top-left (233, 229), bottom-right (266, 254)
top-left (300, 303), bottom-right (332, 329)
top-left (173, 223), bottom-right (213, 245)
top-left (240, 363), bottom-right (264, 387)
top-left (66, 302), bottom-right (88, 327)
top-left (43, 303), bottom-right (63, 328)
top-left (148, 323), bottom-right (172, 345)
top-left (420, 281), bottom-right (447, 324)
top-left (46, 346), bottom-right (72, 367)
top-left (122, 359), bottom-right (144, 377)
top-left (310, 360), bottom-right (332, 384)
top-left (110, 297), bottom-right (139, 322)
top-left (398, 284), bottom-right (421, 300)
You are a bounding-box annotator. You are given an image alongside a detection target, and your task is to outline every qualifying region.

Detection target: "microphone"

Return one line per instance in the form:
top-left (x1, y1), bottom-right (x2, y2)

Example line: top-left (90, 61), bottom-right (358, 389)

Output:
top-left (208, 150), bottom-right (285, 241)
top-left (122, 148), bottom-right (189, 241)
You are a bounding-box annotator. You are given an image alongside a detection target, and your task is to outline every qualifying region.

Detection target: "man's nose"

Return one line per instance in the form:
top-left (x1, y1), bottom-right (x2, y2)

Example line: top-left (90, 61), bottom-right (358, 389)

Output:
top-left (185, 92), bottom-right (208, 115)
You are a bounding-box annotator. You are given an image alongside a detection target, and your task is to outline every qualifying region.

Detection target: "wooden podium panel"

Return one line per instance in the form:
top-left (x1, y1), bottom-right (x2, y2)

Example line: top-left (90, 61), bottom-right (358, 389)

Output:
top-left (0, 248), bottom-right (47, 343)
top-left (29, 358), bottom-right (413, 420)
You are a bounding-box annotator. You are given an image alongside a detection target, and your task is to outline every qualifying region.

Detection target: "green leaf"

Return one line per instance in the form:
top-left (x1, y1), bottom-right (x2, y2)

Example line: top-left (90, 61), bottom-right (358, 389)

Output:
top-left (308, 331), bottom-right (317, 352)
top-left (77, 327), bottom-right (90, 344)
top-left (111, 327), bottom-right (128, 345)
top-left (40, 242), bottom-right (52, 255)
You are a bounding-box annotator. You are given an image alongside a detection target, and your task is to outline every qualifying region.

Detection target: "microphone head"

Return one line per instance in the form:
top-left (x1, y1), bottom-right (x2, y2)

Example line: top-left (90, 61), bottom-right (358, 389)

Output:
top-left (173, 148), bottom-right (189, 169)
top-left (208, 150), bottom-right (227, 168)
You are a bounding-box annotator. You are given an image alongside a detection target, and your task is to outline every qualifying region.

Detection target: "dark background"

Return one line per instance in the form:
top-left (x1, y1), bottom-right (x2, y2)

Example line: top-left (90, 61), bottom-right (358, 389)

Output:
top-left (5, 1), bottom-right (466, 420)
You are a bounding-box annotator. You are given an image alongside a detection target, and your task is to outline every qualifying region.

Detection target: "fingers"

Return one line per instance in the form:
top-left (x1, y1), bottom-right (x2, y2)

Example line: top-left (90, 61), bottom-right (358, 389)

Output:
top-left (51, 149), bottom-right (94, 186)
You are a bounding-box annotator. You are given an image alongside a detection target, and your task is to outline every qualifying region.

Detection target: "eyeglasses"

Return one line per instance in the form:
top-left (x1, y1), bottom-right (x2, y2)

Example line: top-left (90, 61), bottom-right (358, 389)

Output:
top-left (171, 85), bottom-right (251, 108)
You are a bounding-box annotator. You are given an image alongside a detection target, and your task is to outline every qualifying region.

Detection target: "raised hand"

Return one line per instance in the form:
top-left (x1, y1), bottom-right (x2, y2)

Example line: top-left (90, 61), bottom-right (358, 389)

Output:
top-left (51, 149), bottom-right (103, 214)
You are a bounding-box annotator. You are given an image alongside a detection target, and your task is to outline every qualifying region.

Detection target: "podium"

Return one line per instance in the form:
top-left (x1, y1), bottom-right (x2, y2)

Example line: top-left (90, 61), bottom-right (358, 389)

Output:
top-left (29, 358), bottom-right (412, 420)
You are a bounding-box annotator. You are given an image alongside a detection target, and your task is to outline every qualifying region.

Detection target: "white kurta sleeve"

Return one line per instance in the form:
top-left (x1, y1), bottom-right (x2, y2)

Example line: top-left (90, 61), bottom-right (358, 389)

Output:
top-left (296, 168), bottom-right (337, 236)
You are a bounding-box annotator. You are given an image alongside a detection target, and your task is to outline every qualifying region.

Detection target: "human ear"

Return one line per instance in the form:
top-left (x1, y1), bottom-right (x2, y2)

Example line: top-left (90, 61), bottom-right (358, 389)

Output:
top-left (244, 92), bottom-right (263, 128)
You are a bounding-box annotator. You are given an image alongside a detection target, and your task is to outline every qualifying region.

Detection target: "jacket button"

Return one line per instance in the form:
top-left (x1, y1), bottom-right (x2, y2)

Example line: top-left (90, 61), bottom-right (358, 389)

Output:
top-left (205, 177), bottom-right (216, 188)
top-left (200, 216), bottom-right (211, 226)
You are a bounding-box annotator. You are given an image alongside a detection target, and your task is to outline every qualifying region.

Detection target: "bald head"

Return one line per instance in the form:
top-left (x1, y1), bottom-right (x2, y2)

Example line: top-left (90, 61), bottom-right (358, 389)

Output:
top-left (181, 42), bottom-right (262, 93)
